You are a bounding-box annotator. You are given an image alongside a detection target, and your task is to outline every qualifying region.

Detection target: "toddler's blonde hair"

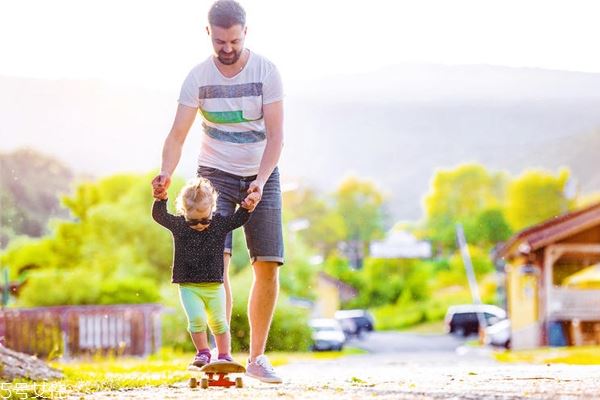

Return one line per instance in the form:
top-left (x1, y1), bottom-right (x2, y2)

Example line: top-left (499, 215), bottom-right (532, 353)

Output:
top-left (175, 177), bottom-right (218, 216)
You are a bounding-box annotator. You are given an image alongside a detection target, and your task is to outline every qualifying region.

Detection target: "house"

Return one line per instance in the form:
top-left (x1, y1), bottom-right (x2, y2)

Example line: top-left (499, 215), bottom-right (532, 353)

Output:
top-left (494, 202), bottom-right (600, 349)
top-left (313, 272), bottom-right (358, 318)
top-left (370, 230), bottom-right (432, 259)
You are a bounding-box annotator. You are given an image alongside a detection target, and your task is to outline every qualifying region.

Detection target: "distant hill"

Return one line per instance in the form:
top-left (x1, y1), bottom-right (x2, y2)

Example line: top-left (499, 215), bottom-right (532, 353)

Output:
top-left (0, 149), bottom-right (74, 247)
top-left (2, 64), bottom-right (600, 220)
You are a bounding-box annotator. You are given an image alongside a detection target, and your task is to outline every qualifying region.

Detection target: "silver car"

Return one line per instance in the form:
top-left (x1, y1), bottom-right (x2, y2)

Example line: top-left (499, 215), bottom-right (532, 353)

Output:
top-left (309, 318), bottom-right (346, 351)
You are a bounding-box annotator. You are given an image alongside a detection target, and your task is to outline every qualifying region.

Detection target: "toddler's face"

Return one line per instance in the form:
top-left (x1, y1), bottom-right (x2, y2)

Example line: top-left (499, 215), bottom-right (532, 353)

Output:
top-left (185, 206), bottom-right (213, 231)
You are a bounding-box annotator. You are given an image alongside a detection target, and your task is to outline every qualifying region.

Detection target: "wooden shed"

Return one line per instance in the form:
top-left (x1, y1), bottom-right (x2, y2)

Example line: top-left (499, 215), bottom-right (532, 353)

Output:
top-left (495, 202), bottom-right (600, 349)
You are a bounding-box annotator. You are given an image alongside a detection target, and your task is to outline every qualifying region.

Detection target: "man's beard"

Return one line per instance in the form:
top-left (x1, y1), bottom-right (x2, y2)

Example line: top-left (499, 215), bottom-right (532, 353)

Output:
top-left (218, 49), bottom-right (242, 65)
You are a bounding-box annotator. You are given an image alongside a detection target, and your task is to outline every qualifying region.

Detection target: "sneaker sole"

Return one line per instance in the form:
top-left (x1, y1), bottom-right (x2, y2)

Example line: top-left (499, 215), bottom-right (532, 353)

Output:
top-left (245, 371), bottom-right (282, 384)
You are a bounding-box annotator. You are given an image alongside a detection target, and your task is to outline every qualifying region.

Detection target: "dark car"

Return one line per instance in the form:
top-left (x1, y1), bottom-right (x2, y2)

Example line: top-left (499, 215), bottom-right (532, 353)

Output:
top-left (444, 304), bottom-right (507, 337)
top-left (334, 309), bottom-right (375, 338)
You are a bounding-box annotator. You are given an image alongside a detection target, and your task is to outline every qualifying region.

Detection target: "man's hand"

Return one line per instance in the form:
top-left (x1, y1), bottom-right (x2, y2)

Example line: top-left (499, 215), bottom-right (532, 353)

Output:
top-left (151, 173), bottom-right (171, 200)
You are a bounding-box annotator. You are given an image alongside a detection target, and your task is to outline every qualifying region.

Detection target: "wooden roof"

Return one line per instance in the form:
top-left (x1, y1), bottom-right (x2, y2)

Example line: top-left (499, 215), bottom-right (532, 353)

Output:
top-left (496, 202), bottom-right (600, 260)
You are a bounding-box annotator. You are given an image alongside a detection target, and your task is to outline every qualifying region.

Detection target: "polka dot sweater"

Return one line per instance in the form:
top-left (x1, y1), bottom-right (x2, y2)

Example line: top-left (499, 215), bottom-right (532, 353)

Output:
top-left (152, 199), bottom-right (251, 283)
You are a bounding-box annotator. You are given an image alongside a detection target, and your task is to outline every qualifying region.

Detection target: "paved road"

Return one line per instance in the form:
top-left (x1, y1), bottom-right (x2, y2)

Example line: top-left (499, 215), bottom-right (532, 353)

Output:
top-left (78, 333), bottom-right (600, 399)
top-left (346, 331), bottom-right (469, 353)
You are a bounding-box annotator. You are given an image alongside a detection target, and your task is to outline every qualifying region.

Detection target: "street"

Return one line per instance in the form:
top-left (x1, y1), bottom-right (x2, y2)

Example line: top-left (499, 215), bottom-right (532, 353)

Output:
top-left (79, 332), bottom-right (600, 399)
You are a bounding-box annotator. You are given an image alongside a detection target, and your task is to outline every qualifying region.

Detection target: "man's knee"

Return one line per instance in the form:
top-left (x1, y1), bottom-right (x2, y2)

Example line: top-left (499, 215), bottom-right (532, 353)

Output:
top-left (252, 261), bottom-right (279, 281)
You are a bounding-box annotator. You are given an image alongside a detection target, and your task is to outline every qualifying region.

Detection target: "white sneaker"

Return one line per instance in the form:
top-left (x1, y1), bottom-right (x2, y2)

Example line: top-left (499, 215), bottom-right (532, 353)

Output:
top-left (246, 355), bottom-right (282, 384)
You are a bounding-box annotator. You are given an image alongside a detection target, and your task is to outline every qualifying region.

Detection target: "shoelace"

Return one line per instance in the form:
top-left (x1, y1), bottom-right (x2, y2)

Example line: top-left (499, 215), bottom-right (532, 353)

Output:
top-left (256, 357), bottom-right (274, 372)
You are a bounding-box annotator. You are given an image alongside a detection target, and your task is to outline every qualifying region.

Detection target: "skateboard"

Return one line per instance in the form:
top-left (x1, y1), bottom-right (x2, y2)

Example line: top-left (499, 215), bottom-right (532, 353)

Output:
top-left (188, 360), bottom-right (246, 389)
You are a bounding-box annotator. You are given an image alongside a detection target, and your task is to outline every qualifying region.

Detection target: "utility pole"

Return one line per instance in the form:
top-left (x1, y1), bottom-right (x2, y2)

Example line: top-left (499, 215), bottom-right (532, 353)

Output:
top-left (456, 223), bottom-right (487, 334)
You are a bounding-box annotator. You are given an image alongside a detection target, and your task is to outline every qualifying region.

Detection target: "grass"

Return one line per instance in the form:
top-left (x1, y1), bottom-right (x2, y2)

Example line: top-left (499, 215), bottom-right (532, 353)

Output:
top-left (494, 346), bottom-right (600, 365)
top-left (3, 347), bottom-right (366, 398)
top-left (399, 320), bottom-right (446, 334)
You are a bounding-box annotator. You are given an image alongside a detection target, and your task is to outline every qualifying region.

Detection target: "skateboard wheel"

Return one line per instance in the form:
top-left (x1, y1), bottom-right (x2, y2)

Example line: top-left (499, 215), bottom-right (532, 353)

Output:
top-left (189, 377), bottom-right (198, 388)
top-left (235, 377), bottom-right (243, 388)
top-left (201, 378), bottom-right (209, 389)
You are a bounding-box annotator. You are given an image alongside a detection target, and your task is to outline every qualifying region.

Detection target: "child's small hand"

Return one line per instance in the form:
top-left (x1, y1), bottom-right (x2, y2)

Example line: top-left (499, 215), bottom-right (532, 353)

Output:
top-left (241, 192), bottom-right (260, 212)
top-left (154, 191), bottom-right (168, 200)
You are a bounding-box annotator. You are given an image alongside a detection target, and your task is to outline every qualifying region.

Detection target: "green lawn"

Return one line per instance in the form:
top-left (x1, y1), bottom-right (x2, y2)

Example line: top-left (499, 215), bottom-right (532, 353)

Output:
top-left (494, 346), bottom-right (600, 365)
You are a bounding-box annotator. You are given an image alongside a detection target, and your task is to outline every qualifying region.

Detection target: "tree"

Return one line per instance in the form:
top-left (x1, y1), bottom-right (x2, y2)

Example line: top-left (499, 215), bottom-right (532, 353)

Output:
top-left (282, 186), bottom-right (346, 257)
top-left (505, 168), bottom-right (573, 231)
top-left (1, 172), bottom-right (179, 305)
top-left (423, 163), bottom-right (509, 250)
top-left (334, 176), bottom-right (387, 257)
top-left (464, 208), bottom-right (512, 246)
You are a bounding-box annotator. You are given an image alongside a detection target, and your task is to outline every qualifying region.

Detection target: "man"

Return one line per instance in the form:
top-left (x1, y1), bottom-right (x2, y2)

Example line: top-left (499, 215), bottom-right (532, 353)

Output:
top-left (152, 0), bottom-right (284, 384)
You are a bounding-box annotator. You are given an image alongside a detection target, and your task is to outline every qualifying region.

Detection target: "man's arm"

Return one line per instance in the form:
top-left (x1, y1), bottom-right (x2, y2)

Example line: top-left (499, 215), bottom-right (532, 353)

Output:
top-left (246, 100), bottom-right (284, 205)
top-left (152, 104), bottom-right (198, 197)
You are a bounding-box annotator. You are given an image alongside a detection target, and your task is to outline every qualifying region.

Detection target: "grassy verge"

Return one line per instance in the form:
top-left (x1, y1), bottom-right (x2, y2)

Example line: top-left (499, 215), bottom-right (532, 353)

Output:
top-left (494, 346), bottom-right (600, 365)
top-left (5, 347), bottom-right (365, 398)
top-left (399, 320), bottom-right (446, 334)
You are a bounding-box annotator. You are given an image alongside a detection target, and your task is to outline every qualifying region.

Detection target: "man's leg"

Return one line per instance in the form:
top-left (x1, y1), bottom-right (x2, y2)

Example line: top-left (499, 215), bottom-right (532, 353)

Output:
top-left (248, 261), bottom-right (279, 360)
top-left (241, 167), bottom-right (284, 383)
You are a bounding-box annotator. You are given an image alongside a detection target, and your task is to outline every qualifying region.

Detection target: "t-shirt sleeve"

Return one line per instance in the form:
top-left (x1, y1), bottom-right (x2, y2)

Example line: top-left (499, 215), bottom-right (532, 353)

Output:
top-left (152, 199), bottom-right (180, 231)
top-left (262, 65), bottom-right (283, 104)
top-left (221, 207), bottom-right (251, 231)
top-left (178, 68), bottom-right (200, 108)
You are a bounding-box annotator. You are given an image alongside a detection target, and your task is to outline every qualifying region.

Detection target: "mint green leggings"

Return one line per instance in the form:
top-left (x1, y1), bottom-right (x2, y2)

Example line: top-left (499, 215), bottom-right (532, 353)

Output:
top-left (178, 282), bottom-right (228, 335)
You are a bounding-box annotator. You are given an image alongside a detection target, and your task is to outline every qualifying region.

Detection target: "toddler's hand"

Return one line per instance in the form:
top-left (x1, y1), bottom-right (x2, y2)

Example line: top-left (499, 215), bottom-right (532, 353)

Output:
top-left (241, 192), bottom-right (260, 212)
top-left (153, 190), bottom-right (168, 200)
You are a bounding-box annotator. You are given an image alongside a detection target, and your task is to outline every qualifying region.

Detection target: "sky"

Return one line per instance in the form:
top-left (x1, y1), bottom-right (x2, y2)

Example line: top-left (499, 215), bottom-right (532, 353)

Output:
top-left (2, 0), bottom-right (600, 92)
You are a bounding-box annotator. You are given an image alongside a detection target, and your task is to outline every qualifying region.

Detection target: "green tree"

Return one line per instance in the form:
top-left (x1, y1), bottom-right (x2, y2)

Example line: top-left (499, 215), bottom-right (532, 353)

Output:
top-left (505, 168), bottom-right (573, 231)
top-left (348, 258), bottom-right (433, 308)
top-left (334, 176), bottom-right (386, 254)
top-left (464, 208), bottom-right (513, 246)
top-left (1, 172), bottom-right (180, 305)
top-left (423, 163), bottom-right (509, 250)
top-left (283, 186), bottom-right (347, 257)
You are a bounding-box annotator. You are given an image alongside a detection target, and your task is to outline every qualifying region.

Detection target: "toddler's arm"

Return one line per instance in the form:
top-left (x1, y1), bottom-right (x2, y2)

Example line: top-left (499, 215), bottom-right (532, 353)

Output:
top-left (222, 206), bottom-right (251, 232)
top-left (152, 199), bottom-right (179, 230)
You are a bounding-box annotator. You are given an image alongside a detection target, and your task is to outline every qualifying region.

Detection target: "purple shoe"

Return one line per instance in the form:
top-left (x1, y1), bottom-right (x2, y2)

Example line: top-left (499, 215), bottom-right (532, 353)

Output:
top-left (218, 353), bottom-right (233, 362)
top-left (189, 352), bottom-right (211, 369)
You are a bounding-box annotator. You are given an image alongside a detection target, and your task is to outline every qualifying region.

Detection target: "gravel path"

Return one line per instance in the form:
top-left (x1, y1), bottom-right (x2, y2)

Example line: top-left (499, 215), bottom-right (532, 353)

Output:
top-left (75, 351), bottom-right (600, 399)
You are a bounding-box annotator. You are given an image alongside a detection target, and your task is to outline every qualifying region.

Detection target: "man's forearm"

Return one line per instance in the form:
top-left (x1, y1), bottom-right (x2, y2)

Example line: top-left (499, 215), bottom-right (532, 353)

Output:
top-left (160, 134), bottom-right (184, 177)
top-left (256, 133), bottom-right (283, 185)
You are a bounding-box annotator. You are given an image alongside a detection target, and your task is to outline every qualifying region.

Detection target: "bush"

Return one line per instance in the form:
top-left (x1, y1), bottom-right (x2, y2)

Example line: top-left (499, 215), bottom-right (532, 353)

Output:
top-left (18, 269), bottom-right (101, 306)
top-left (17, 268), bottom-right (160, 307)
top-left (373, 303), bottom-right (426, 330)
top-left (229, 269), bottom-right (312, 352)
top-left (160, 271), bottom-right (313, 353)
top-left (98, 277), bottom-right (160, 304)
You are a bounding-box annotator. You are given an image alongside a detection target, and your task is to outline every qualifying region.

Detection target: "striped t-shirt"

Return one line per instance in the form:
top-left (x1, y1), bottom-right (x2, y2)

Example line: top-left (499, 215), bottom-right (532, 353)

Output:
top-left (178, 51), bottom-right (283, 177)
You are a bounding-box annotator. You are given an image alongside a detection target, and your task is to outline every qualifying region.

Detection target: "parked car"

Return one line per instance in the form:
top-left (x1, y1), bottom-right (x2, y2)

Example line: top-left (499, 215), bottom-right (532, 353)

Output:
top-left (334, 309), bottom-right (375, 338)
top-left (309, 318), bottom-right (346, 351)
top-left (483, 318), bottom-right (511, 349)
top-left (444, 304), bottom-right (507, 337)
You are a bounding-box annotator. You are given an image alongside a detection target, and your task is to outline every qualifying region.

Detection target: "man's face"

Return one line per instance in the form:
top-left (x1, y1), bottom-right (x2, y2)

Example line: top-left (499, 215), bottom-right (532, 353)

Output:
top-left (207, 24), bottom-right (246, 65)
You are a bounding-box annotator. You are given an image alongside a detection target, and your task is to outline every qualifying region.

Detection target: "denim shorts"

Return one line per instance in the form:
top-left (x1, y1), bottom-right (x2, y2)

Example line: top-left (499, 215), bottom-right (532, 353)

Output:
top-left (197, 165), bottom-right (284, 266)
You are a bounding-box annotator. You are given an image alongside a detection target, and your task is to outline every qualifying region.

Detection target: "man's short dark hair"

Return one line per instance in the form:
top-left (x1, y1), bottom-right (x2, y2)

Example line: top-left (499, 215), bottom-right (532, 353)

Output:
top-left (208, 0), bottom-right (246, 29)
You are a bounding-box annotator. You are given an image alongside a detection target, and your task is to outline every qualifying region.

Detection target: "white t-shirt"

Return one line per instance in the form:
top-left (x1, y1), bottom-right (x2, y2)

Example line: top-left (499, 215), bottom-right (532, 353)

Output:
top-left (178, 51), bottom-right (283, 177)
